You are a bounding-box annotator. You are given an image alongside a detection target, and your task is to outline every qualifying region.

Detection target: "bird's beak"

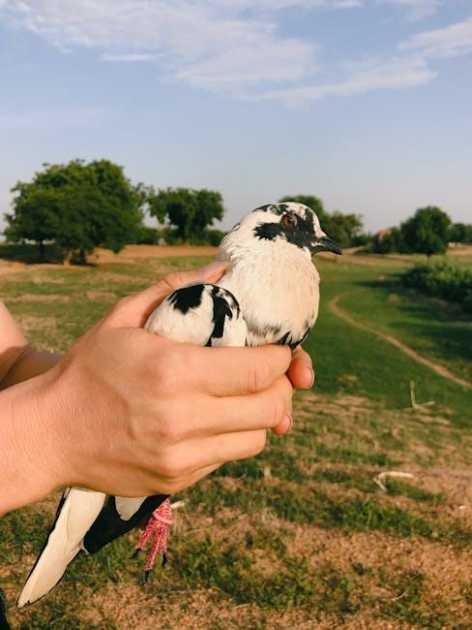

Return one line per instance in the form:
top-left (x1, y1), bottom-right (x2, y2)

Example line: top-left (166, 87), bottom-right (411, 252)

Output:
top-left (310, 235), bottom-right (342, 255)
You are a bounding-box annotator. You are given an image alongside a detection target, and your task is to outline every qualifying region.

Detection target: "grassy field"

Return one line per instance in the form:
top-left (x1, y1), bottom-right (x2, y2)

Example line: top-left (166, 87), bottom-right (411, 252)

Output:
top-left (1, 246), bottom-right (471, 629)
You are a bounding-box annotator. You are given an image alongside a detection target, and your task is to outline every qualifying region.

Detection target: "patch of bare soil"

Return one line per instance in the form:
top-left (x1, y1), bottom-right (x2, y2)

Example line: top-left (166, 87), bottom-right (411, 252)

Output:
top-left (0, 261), bottom-right (27, 275)
top-left (321, 252), bottom-right (407, 268)
top-left (449, 244), bottom-right (472, 258)
top-left (82, 583), bottom-right (318, 630)
top-left (16, 315), bottom-right (57, 335)
top-left (85, 291), bottom-right (116, 301)
top-left (92, 245), bottom-right (217, 263)
top-left (6, 294), bottom-right (70, 303)
top-left (330, 295), bottom-right (472, 390)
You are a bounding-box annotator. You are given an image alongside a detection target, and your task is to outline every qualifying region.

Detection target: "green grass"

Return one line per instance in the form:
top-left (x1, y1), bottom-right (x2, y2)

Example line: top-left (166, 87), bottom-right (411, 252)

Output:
top-left (306, 257), bottom-right (472, 424)
top-left (1, 249), bottom-right (472, 628)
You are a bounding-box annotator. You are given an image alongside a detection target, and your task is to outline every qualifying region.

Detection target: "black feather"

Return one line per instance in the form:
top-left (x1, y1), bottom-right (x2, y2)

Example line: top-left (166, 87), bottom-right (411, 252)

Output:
top-left (254, 206), bottom-right (315, 252)
top-left (83, 495), bottom-right (168, 554)
top-left (168, 284), bottom-right (205, 314)
top-left (206, 287), bottom-right (240, 346)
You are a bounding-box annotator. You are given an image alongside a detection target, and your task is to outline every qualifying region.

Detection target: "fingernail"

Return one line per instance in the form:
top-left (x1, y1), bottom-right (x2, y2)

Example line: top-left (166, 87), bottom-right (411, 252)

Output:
top-left (305, 368), bottom-right (315, 389)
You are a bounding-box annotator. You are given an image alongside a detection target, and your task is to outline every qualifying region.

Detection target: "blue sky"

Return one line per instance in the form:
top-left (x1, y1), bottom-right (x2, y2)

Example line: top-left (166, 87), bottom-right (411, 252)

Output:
top-left (0, 1), bottom-right (471, 233)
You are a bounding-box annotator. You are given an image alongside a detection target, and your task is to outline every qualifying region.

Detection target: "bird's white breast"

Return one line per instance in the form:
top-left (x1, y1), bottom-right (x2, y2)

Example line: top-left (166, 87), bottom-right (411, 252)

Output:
top-left (218, 237), bottom-right (320, 346)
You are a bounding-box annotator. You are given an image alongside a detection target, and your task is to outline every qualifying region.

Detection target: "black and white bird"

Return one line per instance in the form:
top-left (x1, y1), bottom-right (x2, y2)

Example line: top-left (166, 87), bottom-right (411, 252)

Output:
top-left (18, 201), bottom-right (341, 607)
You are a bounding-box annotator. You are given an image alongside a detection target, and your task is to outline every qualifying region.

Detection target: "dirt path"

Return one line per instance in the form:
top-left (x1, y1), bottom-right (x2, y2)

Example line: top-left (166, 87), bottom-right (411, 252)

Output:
top-left (330, 294), bottom-right (472, 391)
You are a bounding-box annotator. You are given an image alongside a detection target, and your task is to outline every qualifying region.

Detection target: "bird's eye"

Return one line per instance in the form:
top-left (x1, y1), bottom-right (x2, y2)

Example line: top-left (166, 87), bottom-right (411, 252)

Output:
top-left (281, 213), bottom-right (296, 229)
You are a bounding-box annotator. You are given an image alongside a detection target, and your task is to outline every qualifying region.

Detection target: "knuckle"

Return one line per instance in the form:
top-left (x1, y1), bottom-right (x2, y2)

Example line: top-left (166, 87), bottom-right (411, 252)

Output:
top-left (155, 415), bottom-right (183, 445)
top-left (157, 453), bottom-right (183, 480)
top-left (247, 361), bottom-right (269, 394)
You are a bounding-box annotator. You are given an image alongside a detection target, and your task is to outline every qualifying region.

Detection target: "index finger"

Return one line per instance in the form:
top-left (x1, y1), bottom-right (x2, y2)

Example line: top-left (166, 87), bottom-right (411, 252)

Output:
top-left (187, 344), bottom-right (292, 397)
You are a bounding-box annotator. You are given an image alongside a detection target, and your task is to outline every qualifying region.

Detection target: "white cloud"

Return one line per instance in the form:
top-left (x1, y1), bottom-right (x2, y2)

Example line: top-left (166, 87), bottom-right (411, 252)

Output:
top-left (400, 16), bottom-right (472, 58)
top-left (0, 0), bottom-right (467, 105)
top-left (380, 0), bottom-right (441, 20)
top-left (101, 53), bottom-right (155, 63)
top-left (0, 0), bottom-right (318, 96)
top-left (210, 0), bottom-right (364, 9)
top-left (258, 55), bottom-right (436, 104)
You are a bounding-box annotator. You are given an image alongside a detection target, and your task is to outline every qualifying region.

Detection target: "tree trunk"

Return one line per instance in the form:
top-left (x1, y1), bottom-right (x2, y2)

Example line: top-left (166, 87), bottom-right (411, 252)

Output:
top-left (38, 240), bottom-right (45, 260)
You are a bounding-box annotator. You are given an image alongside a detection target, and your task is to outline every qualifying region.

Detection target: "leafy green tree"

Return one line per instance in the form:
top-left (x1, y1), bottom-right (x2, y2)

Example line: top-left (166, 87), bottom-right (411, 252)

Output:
top-left (325, 211), bottom-right (363, 248)
top-left (5, 160), bottom-right (145, 262)
top-left (372, 227), bottom-right (406, 254)
top-left (147, 187), bottom-right (225, 241)
top-left (450, 223), bottom-right (472, 244)
top-left (4, 187), bottom-right (61, 258)
top-left (400, 206), bottom-right (451, 257)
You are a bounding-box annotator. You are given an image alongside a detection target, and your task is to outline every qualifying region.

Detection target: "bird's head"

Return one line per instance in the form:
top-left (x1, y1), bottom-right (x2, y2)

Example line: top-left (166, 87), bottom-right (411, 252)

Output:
top-left (222, 202), bottom-right (342, 258)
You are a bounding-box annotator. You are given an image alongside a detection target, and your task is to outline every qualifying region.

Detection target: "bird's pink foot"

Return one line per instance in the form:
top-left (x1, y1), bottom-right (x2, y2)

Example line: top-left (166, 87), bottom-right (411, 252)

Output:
top-left (134, 498), bottom-right (173, 578)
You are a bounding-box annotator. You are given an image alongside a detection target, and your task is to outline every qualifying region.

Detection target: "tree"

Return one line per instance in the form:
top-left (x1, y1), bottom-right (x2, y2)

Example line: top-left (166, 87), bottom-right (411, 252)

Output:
top-left (4, 187), bottom-right (62, 258)
top-left (400, 206), bottom-right (451, 257)
top-left (325, 211), bottom-right (363, 248)
top-left (147, 187), bottom-right (225, 241)
top-left (450, 223), bottom-right (472, 244)
top-left (372, 227), bottom-right (406, 254)
top-left (5, 160), bottom-right (145, 262)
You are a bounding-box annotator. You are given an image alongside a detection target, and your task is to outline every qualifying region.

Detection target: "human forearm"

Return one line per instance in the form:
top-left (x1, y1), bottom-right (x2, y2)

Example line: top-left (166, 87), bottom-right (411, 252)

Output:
top-left (0, 345), bottom-right (61, 389)
top-left (0, 301), bottom-right (61, 389)
top-left (0, 369), bottom-right (66, 516)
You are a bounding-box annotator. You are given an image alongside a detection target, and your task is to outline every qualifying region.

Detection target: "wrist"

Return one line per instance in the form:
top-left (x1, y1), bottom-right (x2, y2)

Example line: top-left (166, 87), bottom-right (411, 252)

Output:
top-left (0, 366), bottom-right (70, 514)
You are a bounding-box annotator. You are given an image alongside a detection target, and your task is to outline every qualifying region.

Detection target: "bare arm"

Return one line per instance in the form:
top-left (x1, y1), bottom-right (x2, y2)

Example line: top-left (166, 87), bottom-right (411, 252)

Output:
top-left (0, 302), bottom-right (60, 389)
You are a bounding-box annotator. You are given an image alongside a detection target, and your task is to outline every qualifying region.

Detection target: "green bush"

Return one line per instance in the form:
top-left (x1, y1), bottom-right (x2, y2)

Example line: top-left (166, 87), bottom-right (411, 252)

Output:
top-left (202, 228), bottom-right (225, 246)
top-left (133, 225), bottom-right (160, 245)
top-left (161, 227), bottom-right (225, 246)
top-left (402, 261), bottom-right (472, 313)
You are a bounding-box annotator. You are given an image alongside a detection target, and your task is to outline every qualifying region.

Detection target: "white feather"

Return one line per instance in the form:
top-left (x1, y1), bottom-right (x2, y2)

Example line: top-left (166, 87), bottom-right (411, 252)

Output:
top-left (18, 489), bottom-right (106, 607)
top-left (146, 284), bottom-right (247, 347)
top-left (115, 496), bottom-right (146, 521)
top-left (219, 211), bottom-right (320, 345)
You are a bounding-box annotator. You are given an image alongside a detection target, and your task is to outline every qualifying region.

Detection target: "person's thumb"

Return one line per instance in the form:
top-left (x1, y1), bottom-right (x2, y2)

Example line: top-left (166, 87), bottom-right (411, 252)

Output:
top-left (107, 261), bottom-right (227, 328)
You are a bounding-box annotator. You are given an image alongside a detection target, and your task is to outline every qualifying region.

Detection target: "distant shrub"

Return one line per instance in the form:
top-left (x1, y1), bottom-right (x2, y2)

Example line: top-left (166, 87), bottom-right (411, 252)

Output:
top-left (402, 261), bottom-right (472, 313)
top-left (372, 228), bottom-right (407, 254)
top-left (449, 223), bottom-right (472, 244)
top-left (161, 227), bottom-right (225, 246)
top-left (203, 228), bottom-right (225, 246)
top-left (133, 225), bottom-right (160, 245)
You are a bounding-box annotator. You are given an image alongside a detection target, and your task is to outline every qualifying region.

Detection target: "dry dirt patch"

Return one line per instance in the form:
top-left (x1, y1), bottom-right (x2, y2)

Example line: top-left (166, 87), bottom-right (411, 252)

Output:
top-left (6, 294), bottom-right (70, 304)
top-left (92, 244), bottom-right (218, 263)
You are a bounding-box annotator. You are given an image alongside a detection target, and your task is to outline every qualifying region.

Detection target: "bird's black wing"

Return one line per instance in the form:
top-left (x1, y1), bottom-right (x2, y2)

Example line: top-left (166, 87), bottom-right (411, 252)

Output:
top-left (83, 494), bottom-right (168, 554)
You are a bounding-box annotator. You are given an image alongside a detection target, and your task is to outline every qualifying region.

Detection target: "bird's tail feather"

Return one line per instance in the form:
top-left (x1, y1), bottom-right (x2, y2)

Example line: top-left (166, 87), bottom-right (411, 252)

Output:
top-left (18, 488), bottom-right (106, 607)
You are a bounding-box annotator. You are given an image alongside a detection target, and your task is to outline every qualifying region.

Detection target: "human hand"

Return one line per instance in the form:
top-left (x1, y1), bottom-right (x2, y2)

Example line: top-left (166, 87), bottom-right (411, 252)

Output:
top-left (25, 262), bottom-right (307, 499)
